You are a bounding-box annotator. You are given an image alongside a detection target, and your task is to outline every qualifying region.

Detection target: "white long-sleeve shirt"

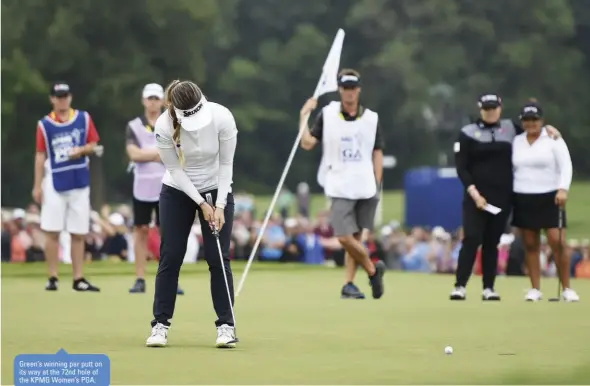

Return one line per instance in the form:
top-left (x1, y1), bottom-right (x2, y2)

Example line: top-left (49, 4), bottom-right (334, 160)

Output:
top-left (512, 128), bottom-right (572, 194)
top-left (154, 102), bottom-right (237, 208)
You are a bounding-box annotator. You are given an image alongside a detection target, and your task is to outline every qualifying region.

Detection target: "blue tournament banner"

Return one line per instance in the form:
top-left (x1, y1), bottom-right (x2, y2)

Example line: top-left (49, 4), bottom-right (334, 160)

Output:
top-left (14, 349), bottom-right (110, 386)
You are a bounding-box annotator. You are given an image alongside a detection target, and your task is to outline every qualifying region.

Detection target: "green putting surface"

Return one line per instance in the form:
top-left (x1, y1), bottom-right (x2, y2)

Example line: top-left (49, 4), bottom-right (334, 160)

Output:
top-left (2, 262), bottom-right (589, 384)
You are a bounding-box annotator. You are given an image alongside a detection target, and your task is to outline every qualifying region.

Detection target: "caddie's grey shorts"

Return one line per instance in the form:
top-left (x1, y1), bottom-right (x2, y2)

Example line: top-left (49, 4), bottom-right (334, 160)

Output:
top-left (330, 197), bottom-right (379, 237)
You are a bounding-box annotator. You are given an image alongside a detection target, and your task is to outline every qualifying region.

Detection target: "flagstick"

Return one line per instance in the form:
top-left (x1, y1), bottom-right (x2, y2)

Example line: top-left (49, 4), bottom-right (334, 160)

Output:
top-left (236, 110), bottom-right (313, 297)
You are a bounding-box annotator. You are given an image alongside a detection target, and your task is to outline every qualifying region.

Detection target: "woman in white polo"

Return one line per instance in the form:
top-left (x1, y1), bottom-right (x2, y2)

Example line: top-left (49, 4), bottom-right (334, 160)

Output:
top-left (146, 80), bottom-right (239, 348)
top-left (512, 102), bottom-right (579, 302)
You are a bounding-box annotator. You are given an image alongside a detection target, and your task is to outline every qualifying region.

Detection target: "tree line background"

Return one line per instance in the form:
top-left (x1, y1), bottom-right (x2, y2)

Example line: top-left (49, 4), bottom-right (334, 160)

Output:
top-left (3, 0), bottom-right (590, 207)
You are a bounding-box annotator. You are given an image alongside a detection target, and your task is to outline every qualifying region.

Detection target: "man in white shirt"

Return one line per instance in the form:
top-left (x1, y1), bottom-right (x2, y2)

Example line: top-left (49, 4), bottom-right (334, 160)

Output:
top-left (511, 102), bottom-right (579, 302)
top-left (146, 80), bottom-right (239, 348)
top-left (299, 69), bottom-right (386, 300)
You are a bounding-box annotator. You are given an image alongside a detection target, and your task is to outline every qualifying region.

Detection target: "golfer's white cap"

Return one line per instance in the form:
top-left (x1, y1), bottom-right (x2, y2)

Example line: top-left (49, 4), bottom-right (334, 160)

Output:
top-left (174, 95), bottom-right (213, 132)
top-left (142, 83), bottom-right (164, 99)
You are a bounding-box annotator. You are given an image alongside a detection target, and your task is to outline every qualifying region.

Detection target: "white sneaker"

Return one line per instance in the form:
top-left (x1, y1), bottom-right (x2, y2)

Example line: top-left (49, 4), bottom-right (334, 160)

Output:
top-left (146, 323), bottom-right (169, 347)
top-left (482, 288), bottom-right (501, 301)
top-left (449, 286), bottom-right (466, 300)
top-left (525, 288), bottom-right (543, 302)
top-left (216, 324), bottom-right (237, 348)
top-left (562, 288), bottom-right (580, 302)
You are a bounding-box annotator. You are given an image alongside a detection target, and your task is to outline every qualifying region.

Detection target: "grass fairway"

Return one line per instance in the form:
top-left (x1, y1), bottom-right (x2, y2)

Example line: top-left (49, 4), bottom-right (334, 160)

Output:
top-left (255, 181), bottom-right (590, 238)
top-left (2, 262), bottom-right (590, 384)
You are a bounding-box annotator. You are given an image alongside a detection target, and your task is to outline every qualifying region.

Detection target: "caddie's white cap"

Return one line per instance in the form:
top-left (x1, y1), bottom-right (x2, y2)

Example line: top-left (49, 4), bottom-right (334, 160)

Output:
top-left (142, 83), bottom-right (164, 99)
top-left (174, 95), bottom-right (213, 132)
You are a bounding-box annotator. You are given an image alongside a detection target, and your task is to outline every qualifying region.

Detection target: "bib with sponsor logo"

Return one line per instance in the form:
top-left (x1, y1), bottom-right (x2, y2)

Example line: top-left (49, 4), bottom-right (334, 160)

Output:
top-left (39, 110), bottom-right (90, 192)
top-left (320, 102), bottom-right (378, 200)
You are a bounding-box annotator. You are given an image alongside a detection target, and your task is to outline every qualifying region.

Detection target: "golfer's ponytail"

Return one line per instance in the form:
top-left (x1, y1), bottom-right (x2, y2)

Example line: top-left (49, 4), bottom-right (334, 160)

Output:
top-left (164, 80), bottom-right (185, 167)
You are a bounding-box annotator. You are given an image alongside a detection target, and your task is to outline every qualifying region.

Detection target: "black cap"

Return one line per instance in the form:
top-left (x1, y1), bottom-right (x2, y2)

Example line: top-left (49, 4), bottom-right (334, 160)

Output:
top-left (477, 93), bottom-right (502, 109)
top-left (519, 103), bottom-right (543, 120)
top-left (338, 73), bottom-right (361, 88)
top-left (50, 82), bottom-right (71, 97)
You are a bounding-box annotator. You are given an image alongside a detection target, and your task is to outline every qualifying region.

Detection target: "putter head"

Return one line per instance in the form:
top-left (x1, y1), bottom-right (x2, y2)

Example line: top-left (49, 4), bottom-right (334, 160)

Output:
top-left (548, 297), bottom-right (560, 302)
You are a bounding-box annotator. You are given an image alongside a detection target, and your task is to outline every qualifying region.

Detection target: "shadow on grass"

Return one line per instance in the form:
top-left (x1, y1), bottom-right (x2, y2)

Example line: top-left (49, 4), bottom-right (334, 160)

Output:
top-left (500, 364), bottom-right (590, 385)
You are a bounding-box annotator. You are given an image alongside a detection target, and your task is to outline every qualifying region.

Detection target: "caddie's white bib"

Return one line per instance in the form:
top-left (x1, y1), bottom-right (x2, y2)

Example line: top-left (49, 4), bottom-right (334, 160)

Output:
top-left (320, 102), bottom-right (378, 200)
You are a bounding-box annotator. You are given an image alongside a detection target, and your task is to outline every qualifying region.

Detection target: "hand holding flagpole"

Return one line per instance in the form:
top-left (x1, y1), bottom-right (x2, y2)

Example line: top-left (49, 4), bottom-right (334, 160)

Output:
top-left (236, 29), bottom-right (346, 297)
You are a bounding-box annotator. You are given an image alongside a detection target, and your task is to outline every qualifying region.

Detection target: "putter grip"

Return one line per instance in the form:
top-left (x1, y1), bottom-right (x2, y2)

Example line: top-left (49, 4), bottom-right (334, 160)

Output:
top-left (205, 193), bottom-right (219, 235)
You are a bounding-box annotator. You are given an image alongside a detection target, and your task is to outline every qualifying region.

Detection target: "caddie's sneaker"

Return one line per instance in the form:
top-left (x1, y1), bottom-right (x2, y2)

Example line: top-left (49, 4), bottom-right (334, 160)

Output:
top-left (449, 286), bottom-right (466, 300)
top-left (369, 261), bottom-right (386, 299)
top-left (45, 277), bottom-right (58, 291)
top-left (482, 288), bottom-right (501, 301)
top-left (525, 288), bottom-right (542, 302)
top-left (341, 282), bottom-right (365, 299)
top-left (129, 278), bottom-right (146, 293)
top-left (216, 324), bottom-right (237, 348)
top-left (562, 288), bottom-right (580, 302)
top-left (73, 278), bottom-right (100, 292)
top-left (146, 323), bottom-right (169, 347)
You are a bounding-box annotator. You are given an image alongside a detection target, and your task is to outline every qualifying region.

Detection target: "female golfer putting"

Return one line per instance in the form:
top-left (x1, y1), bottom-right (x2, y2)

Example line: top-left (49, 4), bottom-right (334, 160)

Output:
top-left (146, 80), bottom-right (238, 348)
top-left (512, 102), bottom-right (579, 302)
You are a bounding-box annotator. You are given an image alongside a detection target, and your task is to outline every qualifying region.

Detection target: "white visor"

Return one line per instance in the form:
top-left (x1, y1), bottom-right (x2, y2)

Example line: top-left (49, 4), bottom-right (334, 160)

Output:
top-left (174, 96), bottom-right (213, 132)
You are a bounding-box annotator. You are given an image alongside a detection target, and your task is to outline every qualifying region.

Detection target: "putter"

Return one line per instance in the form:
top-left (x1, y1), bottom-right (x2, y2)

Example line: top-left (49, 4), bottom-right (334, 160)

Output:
top-left (548, 207), bottom-right (564, 302)
top-left (206, 194), bottom-right (239, 343)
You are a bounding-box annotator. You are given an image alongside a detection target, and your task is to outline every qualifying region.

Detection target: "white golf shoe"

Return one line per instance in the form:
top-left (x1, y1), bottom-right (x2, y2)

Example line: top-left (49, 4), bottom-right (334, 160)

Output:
top-left (525, 288), bottom-right (543, 302)
top-left (449, 286), bottom-right (466, 300)
top-left (482, 288), bottom-right (501, 301)
top-left (562, 288), bottom-right (580, 302)
top-left (146, 323), bottom-right (169, 347)
top-left (216, 324), bottom-right (237, 348)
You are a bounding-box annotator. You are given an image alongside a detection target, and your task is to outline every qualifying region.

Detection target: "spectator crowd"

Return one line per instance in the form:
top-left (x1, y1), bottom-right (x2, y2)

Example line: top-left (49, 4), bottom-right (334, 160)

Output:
top-left (3, 186), bottom-right (590, 280)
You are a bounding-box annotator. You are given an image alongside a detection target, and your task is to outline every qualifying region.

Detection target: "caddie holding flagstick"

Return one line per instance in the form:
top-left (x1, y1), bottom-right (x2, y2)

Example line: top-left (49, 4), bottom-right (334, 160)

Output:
top-left (299, 69), bottom-right (387, 300)
top-left (236, 29), bottom-right (346, 297)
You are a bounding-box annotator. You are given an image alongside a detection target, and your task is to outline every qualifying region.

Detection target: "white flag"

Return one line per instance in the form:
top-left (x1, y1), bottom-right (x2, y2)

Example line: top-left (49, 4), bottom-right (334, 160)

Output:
top-left (314, 29), bottom-right (345, 187)
top-left (313, 29), bottom-right (345, 98)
